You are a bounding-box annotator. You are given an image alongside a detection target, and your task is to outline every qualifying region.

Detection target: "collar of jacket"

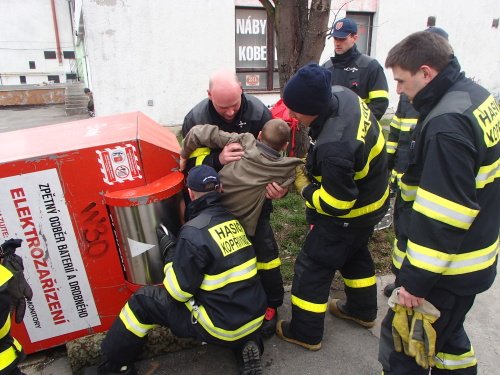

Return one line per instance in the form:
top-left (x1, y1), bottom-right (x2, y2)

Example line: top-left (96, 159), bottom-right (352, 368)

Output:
top-left (208, 94), bottom-right (248, 126)
top-left (308, 100), bottom-right (338, 140)
top-left (331, 44), bottom-right (360, 68)
top-left (412, 56), bottom-right (464, 117)
top-left (256, 141), bottom-right (282, 160)
top-left (185, 191), bottom-right (224, 221)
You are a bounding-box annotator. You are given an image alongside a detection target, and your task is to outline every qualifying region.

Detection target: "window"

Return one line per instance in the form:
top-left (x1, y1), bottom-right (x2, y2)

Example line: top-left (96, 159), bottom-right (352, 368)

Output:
top-left (66, 73), bottom-right (77, 80)
top-left (63, 51), bottom-right (75, 59)
top-left (47, 75), bottom-right (60, 83)
top-left (346, 12), bottom-right (374, 55)
top-left (235, 7), bottom-right (278, 91)
top-left (20, 76), bottom-right (26, 84)
top-left (44, 51), bottom-right (57, 59)
top-left (29, 61), bottom-right (36, 69)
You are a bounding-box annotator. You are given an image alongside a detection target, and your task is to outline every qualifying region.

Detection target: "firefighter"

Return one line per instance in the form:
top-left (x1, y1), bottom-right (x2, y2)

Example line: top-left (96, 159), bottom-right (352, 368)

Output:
top-left (322, 17), bottom-right (389, 121)
top-left (275, 63), bottom-right (389, 349)
top-left (182, 69), bottom-right (286, 337)
top-left (85, 165), bottom-right (267, 375)
top-left (0, 239), bottom-right (33, 375)
top-left (384, 27), bottom-right (449, 298)
top-left (379, 31), bottom-right (499, 374)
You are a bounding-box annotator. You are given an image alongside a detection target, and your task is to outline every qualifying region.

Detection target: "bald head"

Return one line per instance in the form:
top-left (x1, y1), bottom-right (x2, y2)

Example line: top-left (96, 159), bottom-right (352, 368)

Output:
top-left (208, 69), bottom-right (243, 123)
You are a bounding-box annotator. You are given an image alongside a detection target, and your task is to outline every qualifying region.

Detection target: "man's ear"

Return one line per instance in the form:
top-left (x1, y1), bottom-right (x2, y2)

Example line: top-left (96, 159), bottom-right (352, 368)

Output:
top-left (257, 131), bottom-right (262, 141)
top-left (207, 89), bottom-right (212, 100)
top-left (421, 65), bottom-right (438, 83)
top-left (188, 188), bottom-right (196, 201)
top-left (281, 142), bottom-right (289, 152)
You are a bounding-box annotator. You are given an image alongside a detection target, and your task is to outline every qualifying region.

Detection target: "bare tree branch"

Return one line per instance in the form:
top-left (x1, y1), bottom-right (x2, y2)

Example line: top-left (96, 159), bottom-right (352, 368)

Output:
top-left (258, 0), bottom-right (275, 17)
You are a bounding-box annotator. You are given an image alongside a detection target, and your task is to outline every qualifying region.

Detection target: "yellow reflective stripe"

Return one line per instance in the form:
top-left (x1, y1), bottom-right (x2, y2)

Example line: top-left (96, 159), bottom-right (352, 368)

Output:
top-left (386, 141), bottom-right (397, 154)
top-left (0, 315), bottom-right (11, 340)
top-left (343, 275), bottom-right (376, 288)
top-left (188, 147), bottom-right (211, 166)
top-left (0, 265), bottom-right (13, 287)
top-left (435, 348), bottom-right (477, 370)
top-left (200, 258), bottom-right (257, 291)
top-left (476, 159), bottom-right (499, 188)
top-left (0, 338), bottom-right (22, 371)
top-left (392, 239), bottom-right (406, 269)
top-left (400, 181), bottom-right (417, 201)
top-left (163, 262), bottom-right (193, 302)
top-left (390, 116), bottom-right (401, 130)
top-left (119, 302), bottom-right (157, 338)
top-left (256, 257), bottom-right (281, 271)
top-left (406, 238), bottom-right (499, 275)
top-left (366, 89), bottom-right (390, 102)
top-left (291, 294), bottom-right (328, 313)
top-left (413, 188), bottom-right (479, 230)
top-left (340, 185), bottom-right (389, 218)
top-left (313, 187), bottom-right (356, 212)
top-left (399, 118), bottom-right (417, 131)
top-left (185, 301), bottom-right (264, 341)
top-left (312, 175), bottom-right (322, 183)
top-left (355, 130), bottom-right (386, 180)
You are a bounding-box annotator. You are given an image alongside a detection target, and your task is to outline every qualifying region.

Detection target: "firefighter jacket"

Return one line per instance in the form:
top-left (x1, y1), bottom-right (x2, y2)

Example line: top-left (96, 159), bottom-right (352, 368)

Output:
top-left (162, 192), bottom-right (267, 342)
top-left (181, 124), bottom-right (303, 236)
top-left (0, 264), bottom-right (23, 373)
top-left (393, 57), bottom-right (500, 298)
top-left (322, 44), bottom-right (389, 121)
top-left (386, 94), bottom-right (420, 186)
top-left (302, 85), bottom-right (390, 228)
top-left (182, 94), bottom-right (272, 171)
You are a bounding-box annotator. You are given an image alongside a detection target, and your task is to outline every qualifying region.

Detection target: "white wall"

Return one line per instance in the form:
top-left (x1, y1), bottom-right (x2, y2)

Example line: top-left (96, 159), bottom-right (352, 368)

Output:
top-left (0, 0), bottom-right (75, 85)
top-left (82, 0), bottom-right (236, 125)
top-left (377, 0), bottom-right (500, 113)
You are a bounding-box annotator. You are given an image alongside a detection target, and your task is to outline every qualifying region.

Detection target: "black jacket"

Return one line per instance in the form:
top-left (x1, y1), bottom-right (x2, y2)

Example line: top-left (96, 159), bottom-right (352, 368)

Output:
top-left (322, 45), bottom-right (389, 121)
top-left (182, 94), bottom-right (272, 171)
top-left (163, 192), bottom-right (267, 341)
top-left (393, 57), bottom-right (500, 298)
top-left (302, 85), bottom-right (389, 228)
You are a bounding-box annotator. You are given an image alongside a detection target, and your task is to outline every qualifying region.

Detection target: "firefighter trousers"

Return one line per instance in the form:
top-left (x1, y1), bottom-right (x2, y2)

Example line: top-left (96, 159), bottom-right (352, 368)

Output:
top-left (379, 287), bottom-right (477, 374)
top-left (289, 219), bottom-right (377, 344)
top-left (101, 286), bottom-right (261, 366)
top-left (250, 199), bottom-right (284, 308)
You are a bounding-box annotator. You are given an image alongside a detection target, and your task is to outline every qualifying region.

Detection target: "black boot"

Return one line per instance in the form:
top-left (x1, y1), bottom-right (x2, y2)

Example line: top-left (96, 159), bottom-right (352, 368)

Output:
top-left (83, 360), bottom-right (137, 375)
top-left (383, 282), bottom-right (396, 298)
top-left (236, 340), bottom-right (263, 375)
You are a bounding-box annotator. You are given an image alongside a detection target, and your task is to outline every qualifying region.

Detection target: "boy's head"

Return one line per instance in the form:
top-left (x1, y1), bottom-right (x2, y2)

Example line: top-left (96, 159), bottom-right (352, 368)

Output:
top-left (258, 119), bottom-right (290, 152)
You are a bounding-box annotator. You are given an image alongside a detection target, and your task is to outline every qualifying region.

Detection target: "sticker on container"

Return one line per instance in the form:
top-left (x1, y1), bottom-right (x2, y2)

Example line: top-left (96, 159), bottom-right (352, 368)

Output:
top-left (96, 144), bottom-right (143, 185)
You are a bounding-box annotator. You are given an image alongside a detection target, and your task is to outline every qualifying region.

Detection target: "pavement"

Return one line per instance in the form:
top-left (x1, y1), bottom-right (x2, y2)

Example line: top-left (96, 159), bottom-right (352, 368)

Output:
top-left (19, 273), bottom-right (500, 375)
top-left (3, 105), bottom-right (499, 374)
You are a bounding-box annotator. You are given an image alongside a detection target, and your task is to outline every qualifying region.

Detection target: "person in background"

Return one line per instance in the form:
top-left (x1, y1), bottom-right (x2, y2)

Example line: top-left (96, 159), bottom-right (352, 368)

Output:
top-left (182, 70), bottom-right (287, 337)
top-left (275, 63), bottom-right (389, 351)
top-left (85, 166), bottom-right (267, 375)
top-left (84, 88), bottom-right (95, 117)
top-left (383, 26), bottom-right (449, 298)
top-left (379, 31), bottom-right (499, 374)
top-left (322, 17), bottom-right (389, 121)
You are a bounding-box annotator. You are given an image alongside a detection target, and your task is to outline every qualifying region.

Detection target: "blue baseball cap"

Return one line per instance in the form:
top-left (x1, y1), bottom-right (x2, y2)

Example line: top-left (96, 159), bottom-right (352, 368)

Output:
top-left (186, 165), bottom-right (220, 192)
top-left (329, 18), bottom-right (358, 39)
top-left (425, 26), bottom-right (449, 40)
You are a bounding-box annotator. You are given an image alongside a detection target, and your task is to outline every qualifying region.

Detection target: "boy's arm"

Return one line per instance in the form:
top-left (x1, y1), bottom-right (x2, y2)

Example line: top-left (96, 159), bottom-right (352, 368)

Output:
top-left (180, 124), bottom-right (243, 169)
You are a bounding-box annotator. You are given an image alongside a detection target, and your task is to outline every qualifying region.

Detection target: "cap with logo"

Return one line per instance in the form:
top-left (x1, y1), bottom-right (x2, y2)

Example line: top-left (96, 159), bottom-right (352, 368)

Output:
top-left (329, 18), bottom-right (358, 39)
top-left (186, 165), bottom-right (220, 192)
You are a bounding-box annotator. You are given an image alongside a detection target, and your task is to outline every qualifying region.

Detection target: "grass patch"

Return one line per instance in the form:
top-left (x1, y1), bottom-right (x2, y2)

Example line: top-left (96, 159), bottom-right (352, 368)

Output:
top-left (271, 193), bottom-right (394, 285)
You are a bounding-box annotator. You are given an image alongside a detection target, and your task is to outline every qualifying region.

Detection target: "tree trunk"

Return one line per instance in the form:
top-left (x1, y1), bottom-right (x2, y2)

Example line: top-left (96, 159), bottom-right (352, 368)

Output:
top-left (260, 0), bottom-right (330, 157)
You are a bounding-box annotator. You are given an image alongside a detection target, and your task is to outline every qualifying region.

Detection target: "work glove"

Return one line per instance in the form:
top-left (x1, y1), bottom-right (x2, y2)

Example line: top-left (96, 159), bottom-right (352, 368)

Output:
top-left (408, 303), bottom-right (440, 369)
top-left (294, 164), bottom-right (311, 197)
top-left (156, 224), bottom-right (177, 263)
top-left (390, 302), bottom-right (412, 355)
top-left (1, 239), bottom-right (34, 324)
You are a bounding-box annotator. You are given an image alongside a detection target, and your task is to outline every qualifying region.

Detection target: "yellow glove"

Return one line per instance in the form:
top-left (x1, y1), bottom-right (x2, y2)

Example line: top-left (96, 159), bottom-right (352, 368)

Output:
top-left (294, 164), bottom-right (311, 196)
top-left (408, 310), bottom-right (439, 369)
top-left (391, 303), bottom-right (412, 355)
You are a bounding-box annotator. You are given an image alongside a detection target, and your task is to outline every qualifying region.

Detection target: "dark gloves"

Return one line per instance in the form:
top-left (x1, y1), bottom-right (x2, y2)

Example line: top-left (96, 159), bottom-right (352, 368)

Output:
top-left (1, 239), bottom-right (33, 324)
top-left (156, 224), bottom-right (177, 263)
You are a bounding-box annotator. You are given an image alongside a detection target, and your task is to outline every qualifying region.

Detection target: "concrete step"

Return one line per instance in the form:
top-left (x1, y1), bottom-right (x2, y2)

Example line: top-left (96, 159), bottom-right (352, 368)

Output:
top-left (65, 107), bottom-right (88, 116)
